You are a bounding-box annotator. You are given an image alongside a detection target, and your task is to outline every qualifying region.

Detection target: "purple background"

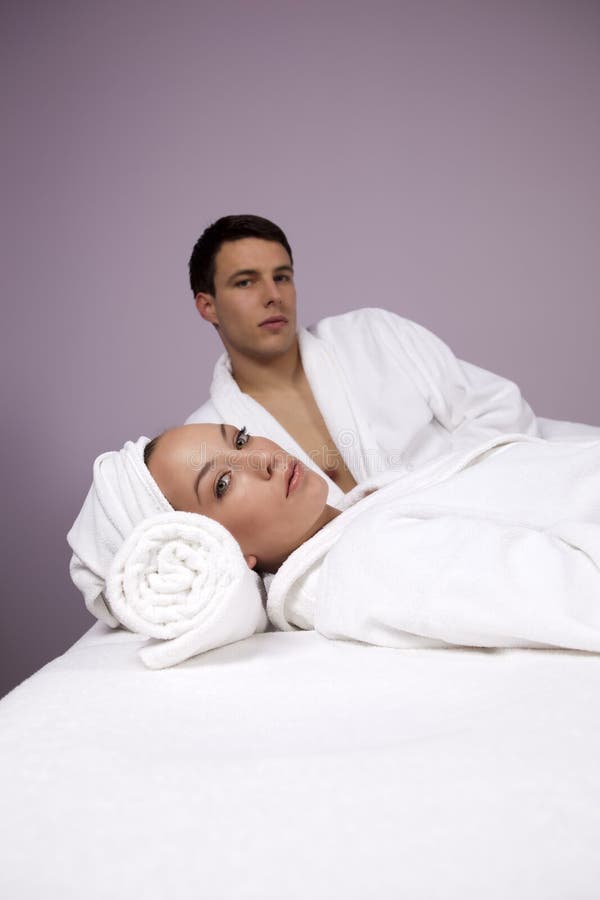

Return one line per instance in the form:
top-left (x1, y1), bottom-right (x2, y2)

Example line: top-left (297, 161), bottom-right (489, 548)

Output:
top-left (2, 0), bottom-right (599, 698)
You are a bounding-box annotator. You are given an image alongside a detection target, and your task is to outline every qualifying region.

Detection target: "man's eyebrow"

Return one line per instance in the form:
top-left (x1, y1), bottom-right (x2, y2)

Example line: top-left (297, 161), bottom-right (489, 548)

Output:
top-left (226, 264), bottom-right (293, 284)
top-left (227, 268), bottom-right (259, 284)
top-left (193, 424), bottom-right (228, 502)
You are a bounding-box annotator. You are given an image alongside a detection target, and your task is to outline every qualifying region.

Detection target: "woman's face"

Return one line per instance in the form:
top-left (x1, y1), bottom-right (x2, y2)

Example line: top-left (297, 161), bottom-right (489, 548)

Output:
top-left (147, 424), bottom-right (332, 571)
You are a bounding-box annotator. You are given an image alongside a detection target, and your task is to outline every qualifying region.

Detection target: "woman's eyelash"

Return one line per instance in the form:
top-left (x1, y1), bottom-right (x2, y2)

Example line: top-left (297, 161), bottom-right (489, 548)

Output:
top-left (234, 426), bottom-right (250, 449)
top-left (214, 428), bottom-right (250, 499)
top-left (215, 472), bottom-right (231, 499)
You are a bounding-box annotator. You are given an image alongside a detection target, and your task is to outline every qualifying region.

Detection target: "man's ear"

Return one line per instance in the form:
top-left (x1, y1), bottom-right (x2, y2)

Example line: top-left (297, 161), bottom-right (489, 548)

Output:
top-left (244, 554), bottom-right (257, 570)
top-left (195, 292), bottom-right (219, 326)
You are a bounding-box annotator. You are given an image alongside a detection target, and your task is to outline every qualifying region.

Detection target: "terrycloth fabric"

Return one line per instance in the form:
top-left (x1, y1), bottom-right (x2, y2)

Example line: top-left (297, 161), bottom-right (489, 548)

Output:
top-left (106, 512), bottom-right (267, 669)
top-left (186, 308), bottom-right (600, 507)
top-left (67, 437), bottom-right (171, 626)
top-left (67, 439), bottom-right (267, 667)
top-left (267, 434), bottom-right (600, 652)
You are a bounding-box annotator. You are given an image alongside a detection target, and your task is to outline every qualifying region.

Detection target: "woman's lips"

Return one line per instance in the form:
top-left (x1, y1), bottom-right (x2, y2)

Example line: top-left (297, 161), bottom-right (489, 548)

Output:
top-left (286, 460), bottom-right (304, 497)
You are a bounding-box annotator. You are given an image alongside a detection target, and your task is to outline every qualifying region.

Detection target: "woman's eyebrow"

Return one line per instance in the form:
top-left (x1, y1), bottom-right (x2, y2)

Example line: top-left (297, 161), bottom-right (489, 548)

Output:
top-left (193, 425), bottom-right (229, 502)
top-left (194, 462), bottom-right (211, 503)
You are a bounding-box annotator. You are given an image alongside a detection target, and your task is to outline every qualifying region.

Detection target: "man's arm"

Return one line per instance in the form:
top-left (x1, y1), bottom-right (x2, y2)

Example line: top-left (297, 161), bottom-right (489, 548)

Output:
top-left (370, 309), bottom-right (599, 443)
top-left (397, 318), bottom-right (538, 439)
top-left (315, 308), bottom-right (539, 449)
top-left (536, 416), bottom-right (600, 441)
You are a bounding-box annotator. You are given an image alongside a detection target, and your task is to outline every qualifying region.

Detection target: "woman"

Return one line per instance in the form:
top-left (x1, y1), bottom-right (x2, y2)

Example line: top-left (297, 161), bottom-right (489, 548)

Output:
top-left (69, 423), bottom-right (600, 659)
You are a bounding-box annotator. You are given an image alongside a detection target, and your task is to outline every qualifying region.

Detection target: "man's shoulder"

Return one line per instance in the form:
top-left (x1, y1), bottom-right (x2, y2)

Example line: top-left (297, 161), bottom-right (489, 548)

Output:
top-left (307, 307), bottom-right (415, 342)
top-left (184, 351), bottom-right (232, 424)
top-left (184, 398), bottom-right (222, 425)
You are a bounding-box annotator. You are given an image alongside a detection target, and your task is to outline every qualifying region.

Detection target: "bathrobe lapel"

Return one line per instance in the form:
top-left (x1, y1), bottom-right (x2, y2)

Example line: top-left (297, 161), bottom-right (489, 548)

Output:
top-left (209, 327), bottom-right (385, 501)
top-left (298, 329), bottom-right (380, 483)
top-left (208, 343), bottom-right (346, 505)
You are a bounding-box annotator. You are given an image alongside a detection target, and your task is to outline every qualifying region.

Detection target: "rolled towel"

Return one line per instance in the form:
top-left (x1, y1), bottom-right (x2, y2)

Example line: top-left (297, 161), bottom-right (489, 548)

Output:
top-left (67, 437), bottom-right (171, 626)
top-left (67, 436), bottom-right (267, 667)
top-left (106, 511), bottom-right (267, 669)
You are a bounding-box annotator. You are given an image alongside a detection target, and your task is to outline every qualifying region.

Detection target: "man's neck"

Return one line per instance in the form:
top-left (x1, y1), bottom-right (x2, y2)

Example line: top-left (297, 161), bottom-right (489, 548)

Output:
top-left (229, 339), bottom-right (303, 397)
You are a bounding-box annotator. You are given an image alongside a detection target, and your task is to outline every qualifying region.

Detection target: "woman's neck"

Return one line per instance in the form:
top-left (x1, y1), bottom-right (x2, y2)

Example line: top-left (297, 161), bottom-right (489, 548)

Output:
top-left (262, 504), bottom-right (341, 575)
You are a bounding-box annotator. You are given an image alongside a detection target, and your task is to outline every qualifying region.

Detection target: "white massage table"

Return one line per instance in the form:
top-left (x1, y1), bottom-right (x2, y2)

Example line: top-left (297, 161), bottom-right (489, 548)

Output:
top-left (1, 624), bottom-right (599, 899)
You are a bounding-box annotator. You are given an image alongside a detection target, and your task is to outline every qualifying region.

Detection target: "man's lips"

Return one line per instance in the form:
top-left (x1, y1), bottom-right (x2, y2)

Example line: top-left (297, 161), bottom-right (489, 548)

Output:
top-left (259, 315), bottom-right (288, 328)
top-left (285, 459), bottom-right (303, 497)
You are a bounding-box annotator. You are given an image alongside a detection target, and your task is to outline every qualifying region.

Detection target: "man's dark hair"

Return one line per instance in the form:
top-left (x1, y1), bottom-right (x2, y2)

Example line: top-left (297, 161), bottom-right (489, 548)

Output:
top-left (188, 214), bottom-right (293, 297)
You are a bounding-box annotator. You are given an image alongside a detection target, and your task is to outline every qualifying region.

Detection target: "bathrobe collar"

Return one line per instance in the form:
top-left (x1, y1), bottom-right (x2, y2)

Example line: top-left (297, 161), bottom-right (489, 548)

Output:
top-left (208, 327), bottom-right (382, 502)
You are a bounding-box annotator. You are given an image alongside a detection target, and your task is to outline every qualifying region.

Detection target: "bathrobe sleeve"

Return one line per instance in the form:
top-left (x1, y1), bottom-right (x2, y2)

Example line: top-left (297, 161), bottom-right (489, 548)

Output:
top-left (327, 308), bottom-right (599, 445)
top-left (315, 507), bottom-right (600, 652)
top-left (373, 310), bottom-right (540, 441)
top-left (402, 318), bottom-right (600, 441)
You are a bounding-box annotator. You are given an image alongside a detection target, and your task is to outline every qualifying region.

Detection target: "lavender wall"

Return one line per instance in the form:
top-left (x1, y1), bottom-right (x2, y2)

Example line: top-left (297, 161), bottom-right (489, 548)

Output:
top-left (2, 0), bottom-right (599, 697)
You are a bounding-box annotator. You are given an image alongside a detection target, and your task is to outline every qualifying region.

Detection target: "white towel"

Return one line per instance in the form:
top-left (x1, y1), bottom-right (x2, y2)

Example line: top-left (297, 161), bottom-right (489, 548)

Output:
top-left (67, 437), bottom-right (170, 626)
top-left (106, 511), bottom-right (267, 669)
top-left (67, 436), bottom-right (267, 667)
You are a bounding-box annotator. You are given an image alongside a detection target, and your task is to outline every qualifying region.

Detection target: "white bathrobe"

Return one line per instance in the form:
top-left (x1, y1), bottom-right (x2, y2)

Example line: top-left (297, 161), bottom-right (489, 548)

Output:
top-left (186, 308), bottom-right (599, 507)
top-left (266, 435), bottom-right (600, 653)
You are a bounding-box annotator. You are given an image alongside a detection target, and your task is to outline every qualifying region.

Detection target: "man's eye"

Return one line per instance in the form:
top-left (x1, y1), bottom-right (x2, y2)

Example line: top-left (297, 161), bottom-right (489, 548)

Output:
top-left (275, 274), bottom-right (290, 283)
top-left (215, 472), bottom-right (231, 499)
top-left (235, 278), bottom-right (252, 288)
top-left (235, 426), bottom-right (250, 449)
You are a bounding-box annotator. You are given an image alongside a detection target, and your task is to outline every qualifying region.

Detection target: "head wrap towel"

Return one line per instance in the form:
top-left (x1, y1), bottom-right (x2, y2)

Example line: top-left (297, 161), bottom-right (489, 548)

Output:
top-left (67, 437), bottom-right (169, 626)
top-left (67, 436), bottom-right (267, 667)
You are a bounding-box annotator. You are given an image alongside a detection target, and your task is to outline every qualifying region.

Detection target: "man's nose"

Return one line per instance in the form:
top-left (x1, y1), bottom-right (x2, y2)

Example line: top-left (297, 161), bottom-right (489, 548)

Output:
top-left (262, 278), bottom-right (282, 305)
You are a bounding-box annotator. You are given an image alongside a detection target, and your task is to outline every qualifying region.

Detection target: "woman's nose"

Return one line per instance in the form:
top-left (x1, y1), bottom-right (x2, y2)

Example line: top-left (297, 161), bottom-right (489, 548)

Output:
top-left (240, 448), bottom-right (273, 479)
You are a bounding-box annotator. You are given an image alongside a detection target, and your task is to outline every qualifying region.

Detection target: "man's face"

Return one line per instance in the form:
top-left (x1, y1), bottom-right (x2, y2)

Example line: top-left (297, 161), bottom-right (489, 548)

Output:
top-left (196, 238), bottom-right (298, 361)
top-left (147, 424), bottom-right (330, 572)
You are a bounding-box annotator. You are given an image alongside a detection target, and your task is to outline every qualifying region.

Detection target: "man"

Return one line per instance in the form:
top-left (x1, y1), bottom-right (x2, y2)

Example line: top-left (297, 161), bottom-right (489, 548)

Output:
top-left (186, 215), bottom-right (598, 507)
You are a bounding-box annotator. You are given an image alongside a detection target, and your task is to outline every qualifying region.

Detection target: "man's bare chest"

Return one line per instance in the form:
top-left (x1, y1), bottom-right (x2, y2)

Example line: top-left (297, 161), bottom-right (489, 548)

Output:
top-left (253, 388), bottom-right (357, 493)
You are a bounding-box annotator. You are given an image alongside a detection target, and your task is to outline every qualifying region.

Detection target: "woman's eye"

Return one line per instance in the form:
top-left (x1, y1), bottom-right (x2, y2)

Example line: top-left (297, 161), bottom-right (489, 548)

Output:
top-left (215, 472), bottom-right (231, 499)
top-left (234, 426), bottom-right (250, 449)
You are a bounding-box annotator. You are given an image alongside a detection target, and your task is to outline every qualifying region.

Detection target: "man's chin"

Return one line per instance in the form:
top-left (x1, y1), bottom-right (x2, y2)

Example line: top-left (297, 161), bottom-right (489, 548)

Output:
top-left (249, 332), bottom-right (299, 360)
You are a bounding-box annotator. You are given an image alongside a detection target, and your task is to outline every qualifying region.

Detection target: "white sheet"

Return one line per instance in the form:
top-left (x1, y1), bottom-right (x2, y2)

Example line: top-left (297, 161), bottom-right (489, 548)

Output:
top-left (1, 624), bottom-right (599, 899)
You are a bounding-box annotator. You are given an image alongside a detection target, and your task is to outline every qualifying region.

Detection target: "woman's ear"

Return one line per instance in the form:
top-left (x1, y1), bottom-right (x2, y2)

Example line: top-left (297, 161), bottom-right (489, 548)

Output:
top-left (195, 292), bottom-right (219, 326)
top-left (244, 554), bottom-right (257, 570)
